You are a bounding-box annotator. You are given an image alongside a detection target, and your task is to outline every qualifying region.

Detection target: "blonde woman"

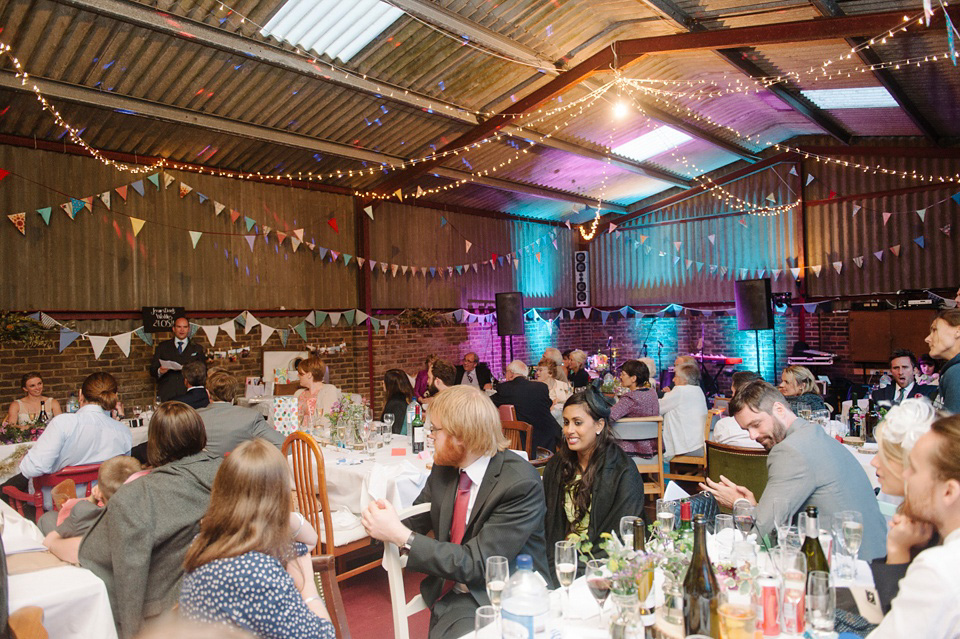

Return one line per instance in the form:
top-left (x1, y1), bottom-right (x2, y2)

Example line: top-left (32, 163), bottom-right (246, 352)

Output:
top-left (778, 364), bottom-right (827, 414)
top-left (537, 357), bottom-right (573, 409)
top-left (179, 439), bottom-right (335, 638)
top-left (567, 349), bottom-right (590, 390)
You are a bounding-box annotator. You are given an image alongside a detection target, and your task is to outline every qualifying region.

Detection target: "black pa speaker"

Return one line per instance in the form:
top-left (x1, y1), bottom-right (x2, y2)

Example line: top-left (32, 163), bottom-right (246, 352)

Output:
top-left (496, 292), bottom-right (525, 336)
top-left (734, 278), bottom-right (774, 331)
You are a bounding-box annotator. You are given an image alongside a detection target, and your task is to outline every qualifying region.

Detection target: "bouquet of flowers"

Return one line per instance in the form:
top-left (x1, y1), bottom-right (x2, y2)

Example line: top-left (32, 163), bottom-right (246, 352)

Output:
top-left (0, 419), bottom-right (47, 445)
top-left (327, 395), bottom-right (368, 448)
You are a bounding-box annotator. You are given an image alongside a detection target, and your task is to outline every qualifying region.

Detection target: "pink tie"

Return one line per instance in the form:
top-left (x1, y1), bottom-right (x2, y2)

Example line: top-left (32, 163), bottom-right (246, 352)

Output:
top-left (450, 471), bottom-right (472, 544)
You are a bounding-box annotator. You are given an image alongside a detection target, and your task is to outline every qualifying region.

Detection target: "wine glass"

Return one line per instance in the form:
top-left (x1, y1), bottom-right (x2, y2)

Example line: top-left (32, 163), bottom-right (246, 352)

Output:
top-left (474, 605), bottom-right (498, 639)
top-left (585, 559), bottom-right (611, 627)
top-left (554, 540), bottom-right (578, 616)
top-left (733, 501), bottom-right (757, 541)
top-left (778, 525), bottom-right (803, 553)
top-left (806, 571), bottom-right (835, 637)
top-left (839, 510), bottom-right (863, 561)
top-left (779, 550), bottom-right (807, 636)
top-left (619, 515), bottom-right (640, 549)
top-left (382, 413), bottom-right (395, 444)
top-left (713, 513), bottom-right (736, 561)
top-left (773, 497), bottom-right (791, 542)
top-left (656, 499), bottom-right (676, 549)
top-left (485, 556), bottom-right (508, 614)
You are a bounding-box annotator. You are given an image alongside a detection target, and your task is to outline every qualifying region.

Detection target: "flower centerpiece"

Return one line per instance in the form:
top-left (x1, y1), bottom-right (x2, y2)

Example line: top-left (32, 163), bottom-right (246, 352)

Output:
top-left (0, 310), bottom-right (52, 348)
top-left (327, 395), bottom-right (367, 449)
top-left (0, 418), bottom-right (47, 445)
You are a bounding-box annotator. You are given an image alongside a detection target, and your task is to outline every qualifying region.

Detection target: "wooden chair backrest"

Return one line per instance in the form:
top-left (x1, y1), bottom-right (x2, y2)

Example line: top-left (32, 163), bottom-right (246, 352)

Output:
top-left (500, 420), bottom-right (533, 458)
top-left (274, 382), bottom-right (301, 396)
top-left (283, 432), bottom-right (333, 556)
top-left (312, 555), bottom-right (351, 639)
top-left (497, 404), bottom-right (517, 421)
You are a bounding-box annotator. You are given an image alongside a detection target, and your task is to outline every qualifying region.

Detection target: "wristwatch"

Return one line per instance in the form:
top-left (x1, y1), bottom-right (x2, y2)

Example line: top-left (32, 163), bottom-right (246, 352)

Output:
top-left (399, 532), bottom-right (416, 556)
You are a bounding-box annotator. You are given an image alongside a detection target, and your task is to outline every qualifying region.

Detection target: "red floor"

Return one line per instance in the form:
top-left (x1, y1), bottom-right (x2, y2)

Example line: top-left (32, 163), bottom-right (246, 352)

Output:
top-left (339, 567), bottom-right (431, 639)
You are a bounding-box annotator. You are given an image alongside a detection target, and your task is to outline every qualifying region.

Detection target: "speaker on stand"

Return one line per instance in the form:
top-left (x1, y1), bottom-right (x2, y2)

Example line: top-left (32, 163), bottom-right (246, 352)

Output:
top-left (574, 251), bottom-right (590, 308)
top-left (496, 292), bottom-right (524, 376)
top-left (734, 278), bottom-right (774, 379)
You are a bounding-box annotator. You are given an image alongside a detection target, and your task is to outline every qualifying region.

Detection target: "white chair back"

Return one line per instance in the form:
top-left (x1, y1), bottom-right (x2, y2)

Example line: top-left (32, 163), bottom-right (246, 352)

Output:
top-left (384, 503), bottom-right (431, 639)
top-left (613, 418), bottom-right (659, 439)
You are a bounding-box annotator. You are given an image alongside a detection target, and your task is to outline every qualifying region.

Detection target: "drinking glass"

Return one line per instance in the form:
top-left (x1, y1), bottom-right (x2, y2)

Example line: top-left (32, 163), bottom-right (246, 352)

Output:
top-left (773, 498), bottom-right (791, 542)
top-left (838, 510), bottom-right (863, 561)
top-left (382, 413), bottom-right (395, 444)
top-left (778, 525), bottom-right (803, 553)
top-left (619, 515), bottom-right (640, 549)
top-left (656, 498), bottom-right (676, 543)
top-left (718, 590), bottom-right (757, 639)
top-left (485, 556), bottom-right (508, 613)
top-left (364, 422), bottom-right (379, 459)
top-left (733, 501), bottom-right (757, 541)
top-left (372, 421), bottom-right (385, 448)
top-left (474, 605), bottom-right (498, 639)
top-left (554, 540), bottom-right (578, 616)
top-left (806, 571), bottom-right (835, 637)
top-left (778, 551), bottom-right (807, 636)
top-left (713, 514), bottom-right (736, 562)
top-left (585, 559), bottom-right (611, 627)
top-left (732, 541), bottom-right (758, 573)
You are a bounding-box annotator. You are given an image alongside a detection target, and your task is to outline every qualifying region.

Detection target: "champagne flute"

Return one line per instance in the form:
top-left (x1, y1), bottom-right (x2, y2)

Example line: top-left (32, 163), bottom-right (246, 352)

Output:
top-left (779, 525), bottom-right (803, 553)
top-left (733, 501), bottom-right (757, 541)
top-left (382, 413), bottom-right (395, 445)
top-left (485, 556), bottom-right (508, 613)
top-left (585, 559), bottom-right (611, 628)
top-left (839, 510), bottom-right (863, 561)
top-left (713, 514), bottom-right (735, 562)
top-left (656, 499), bottom-right (676, 548)
top-left (806, 571), bottom-right (835, 637)
top-left (619, 515), bottom-right (639, 549)
top-left (554, 540), bottom-right (578, 617)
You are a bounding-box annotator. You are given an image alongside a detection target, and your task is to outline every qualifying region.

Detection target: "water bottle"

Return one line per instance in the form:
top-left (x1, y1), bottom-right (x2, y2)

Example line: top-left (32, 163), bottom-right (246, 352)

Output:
top-left (501, 554), bottom-right (549, 639)
top-left (405, 401), bottom-right (417, 437)
top-left (66, 393), bottom-right (79, 413)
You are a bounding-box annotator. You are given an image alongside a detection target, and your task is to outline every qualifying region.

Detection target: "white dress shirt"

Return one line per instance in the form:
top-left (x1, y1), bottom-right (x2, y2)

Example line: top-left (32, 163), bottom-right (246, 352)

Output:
top-left (867, 528), bottom-right (960, 639)
top-left (711, 416), bottom-right (764, 449)
top-left (19, 404), bottom-right (133, 479)
top-left (461, 370), bottom-right (480, 388)
top-left (175, 338), bottom-right (189, 353)
top-left (460, 454), bottom-right (492, 524)
top-left (658, 384), bottom-right (708, 458)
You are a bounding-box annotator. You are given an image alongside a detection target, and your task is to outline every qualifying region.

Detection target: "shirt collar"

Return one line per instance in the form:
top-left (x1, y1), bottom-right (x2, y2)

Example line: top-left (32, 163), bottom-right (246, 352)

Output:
top-left (897, 382), bottom-right (914, 396)
top-left (461, 454), bottom-right (492, 487)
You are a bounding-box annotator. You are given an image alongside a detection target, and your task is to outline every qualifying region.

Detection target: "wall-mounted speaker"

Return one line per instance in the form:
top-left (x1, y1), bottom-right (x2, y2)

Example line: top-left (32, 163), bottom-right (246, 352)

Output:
top-left (495, 292), bottom-right (525, 336)
top-left (734, 278), bottom-right (774, 331)
top-left (574, 251), bottom-right (590, 308)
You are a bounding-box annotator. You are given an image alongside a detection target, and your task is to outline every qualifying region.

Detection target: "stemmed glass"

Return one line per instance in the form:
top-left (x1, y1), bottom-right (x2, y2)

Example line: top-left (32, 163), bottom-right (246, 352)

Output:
top-left (485, 556), bottom-right (508, 614)
top-left (656, 499), bottom-right (676, 549)
top-left (773, 497), bottom-right (791, 543)
top-left (619, 515), bottom-right (640, 548)
top-left (554, 540), bottom-right (578, 617)
top-left (778, 525), bottom-right (803, 553)
top-left (382, 413), bottom-right (395, 445)
top-left (834, 510), bottom-right (863, 579)
top-left (733, 501), bottom-right (757, 541)
top-left (585, 559), bottom-right (611, 628)
top-left (713, 514), bottom-right (736, 562)
top-left (806, 571), bottom-right (836, 637)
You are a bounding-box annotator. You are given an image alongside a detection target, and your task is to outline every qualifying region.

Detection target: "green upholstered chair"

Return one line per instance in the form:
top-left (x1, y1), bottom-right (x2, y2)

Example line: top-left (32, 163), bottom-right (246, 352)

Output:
top-left (706, 440), bottom-right (769, 512)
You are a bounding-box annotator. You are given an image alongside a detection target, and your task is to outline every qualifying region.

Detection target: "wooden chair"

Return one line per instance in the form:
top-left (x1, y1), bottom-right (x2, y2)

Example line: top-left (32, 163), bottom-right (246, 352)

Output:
top-left (613, 416), bottom-right (664, 498)
top-left (497, 404), bottom-right (517, 421)
top-left (500, 420), bottom-right (533, 459)
top-left (274, 382), bottom-right (301, 396)
top-left (283, 432), bottom-right (381, 581)
top-left (664, 409), bottom-right (724, 485)
top-left (706, 441), bottom-right (769, 511)
top-left (312, 555), bottom-right (351, 639)
top-left (383, 503), bottom-right (431, 639)
top-left (2, 464), bottom-right (100, 521)
top-left (9, 606), bottom-right (48, 639)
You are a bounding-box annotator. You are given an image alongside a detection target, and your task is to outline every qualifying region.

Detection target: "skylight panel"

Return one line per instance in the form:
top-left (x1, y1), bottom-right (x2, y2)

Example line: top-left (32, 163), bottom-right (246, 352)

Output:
top-left (800, 87), bottom-right (898, 109)
top-left (261, 0), bottom-right (404, 63)
top-left (612, 126), bottom-right (693, 163)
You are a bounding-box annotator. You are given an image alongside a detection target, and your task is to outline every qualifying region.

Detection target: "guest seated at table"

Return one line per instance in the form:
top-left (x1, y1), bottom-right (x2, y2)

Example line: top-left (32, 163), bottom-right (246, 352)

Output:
top-left (658, 362), bottom-right (708, 459)
top-left (491, 360), bottom-right (561, 452)
top-left (711, 371), bottom-right (763, 449)
top-left (414, 354), bottom-right (437, 400)
top-left (382, 368), bottom-right (415, 435)
top-left (536, 357), bottom-right (573, 409)
top-left (700, 380), bottom-right (887, 560)
top-left (455, 352), bottom-right (494, 390)
top-left (542, 347), bottom-right (569, 382)
top-left (41, 455), bottom-right (142, 561)
top-left (2, 372), bottom-right (132, 520)
top-left (610, 360), bottom-right (659, 422)
top-left (79, 402), bottom-right (221, 639)
top-left (179, 439), bottom-right (335, 639)
top-left (197, 370), bottom-right (284, 456)
top-left (871, 350), bottom-right (937, 408)
top-left (926, 309), bottom-right (960, 413)
top-left (171, 361), bottom-right (211, 410)
top-left (543, 388), bottom-right (644, 585)
top-left (297, 355), bottom-right (339, 428)
top-left (4, 371), bottom-right (61, 426)
top-left (868, 398), bottom-right (938, 613)
top-left (917, 354), bottom-right (940, 386)
top-left (866, 415), bottom-right (960, 639)
top-left (778, 364), bottom-right (828, 414)
top-left (360, 386), bottom-right (548, 639)
top-left (567, 349), bottom-right (590, 390)
top-left (425, 359), bottom-right (457, 401)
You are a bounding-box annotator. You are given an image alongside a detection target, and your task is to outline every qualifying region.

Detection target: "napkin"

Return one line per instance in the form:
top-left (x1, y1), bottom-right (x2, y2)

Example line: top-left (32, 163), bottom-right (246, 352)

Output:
top-left (1, 502), bottom-right (46, 555)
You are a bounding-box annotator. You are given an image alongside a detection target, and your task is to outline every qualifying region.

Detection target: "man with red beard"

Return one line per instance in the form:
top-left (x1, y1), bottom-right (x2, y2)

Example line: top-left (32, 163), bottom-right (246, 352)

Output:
top-left (867, 416), bottom-right (960, 638)
top-left (700, 380), bottom-right (887, 560)
top-left (361, 385), bottom-right (548, 638)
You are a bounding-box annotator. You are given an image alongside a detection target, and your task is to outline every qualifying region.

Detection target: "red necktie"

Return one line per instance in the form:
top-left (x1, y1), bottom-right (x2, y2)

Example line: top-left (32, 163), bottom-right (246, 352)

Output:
top-left (450, 471), bottom-right (472, 544)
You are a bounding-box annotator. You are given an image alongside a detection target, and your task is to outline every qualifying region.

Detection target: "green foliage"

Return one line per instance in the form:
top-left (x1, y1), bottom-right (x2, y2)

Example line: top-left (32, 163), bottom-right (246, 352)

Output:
top-left (0, 311), bottom-right (52, 348)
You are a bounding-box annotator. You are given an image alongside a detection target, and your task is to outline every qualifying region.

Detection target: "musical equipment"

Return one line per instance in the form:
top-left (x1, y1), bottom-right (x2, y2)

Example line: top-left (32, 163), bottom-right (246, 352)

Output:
top-left (787, 349), bottom-right (835, 367)
top-left (692, 354), bottom-right (743, 366)
top-left (691, 353), bottom-right (742, 397)
top-left (495, 292), bottom-right (525, 336)
top-left (574, 251), bottom-right (590, 308)
top-left (734, 278), bottom-right (774, 331)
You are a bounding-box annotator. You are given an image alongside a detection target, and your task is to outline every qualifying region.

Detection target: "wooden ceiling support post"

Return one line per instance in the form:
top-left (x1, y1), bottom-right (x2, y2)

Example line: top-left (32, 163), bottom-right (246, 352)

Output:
top-left (355, 197), bottom-right (376, 414)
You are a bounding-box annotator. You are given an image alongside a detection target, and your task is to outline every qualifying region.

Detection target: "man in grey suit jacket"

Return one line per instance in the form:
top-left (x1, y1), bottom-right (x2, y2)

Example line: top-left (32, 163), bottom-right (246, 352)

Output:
top-left (197, 370), bottom-right (284, 456)
top-left (701, 380), bottom-right (887, 561)
top-left (362, 385), bottom-right (548, 639)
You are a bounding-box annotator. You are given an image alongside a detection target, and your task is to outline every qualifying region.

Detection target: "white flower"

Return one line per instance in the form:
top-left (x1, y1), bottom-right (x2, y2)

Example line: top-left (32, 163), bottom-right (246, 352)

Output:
top-left (879, 397), bottom-right (936, 452)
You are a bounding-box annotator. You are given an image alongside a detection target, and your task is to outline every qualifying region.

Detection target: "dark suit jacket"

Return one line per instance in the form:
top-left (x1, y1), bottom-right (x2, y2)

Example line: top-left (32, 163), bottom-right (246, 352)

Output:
top-left (454, 363), bottom-right (494, 388)
top-left (196, 402), bottom-right (284, 456)
top-left (871, 382), bottom-right (937, 407)
top-left (405, 450), bottom-right (548, 611)
top-left (149, 338), bottom-right (206, 402)
top-left (170, 387), bottom-right (210, 410)
top-left (491, 377), bottom-right (560, 452)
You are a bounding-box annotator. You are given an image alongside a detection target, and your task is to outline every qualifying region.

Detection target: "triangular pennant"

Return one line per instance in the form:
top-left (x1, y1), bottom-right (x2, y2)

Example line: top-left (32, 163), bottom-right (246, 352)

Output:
top-left (789, 166), bottom-right (798, 176)
top-left (832, 261), bottom-right (843, 274)
top-left (260, 324), bottom-right (275, 346)
top-left (179, 182), bottom-right (192, 198)
top-left (364, 205), bottom-right (374, 220)
top-left (59, 201), bottom-right (74, 220)
top-left (245, 235), bottom-right (256, 251)
top-left (882, 212), bottom-right (893, 226)
top-left (535, 252), bottom-right (542, 263)
top-left (401, 265), bottom-right (409, 275)
top-left (803, 303), bottom-right (819, 314)
top-left (115, 185), bottom-right (128, 201)
top-left (465, 240), bottom-right (472, 253)
top-left (695, 261), bottom-right (704, 272)
top-left (600, 311), bottom-right (610, 324)
top-left (790, 267), bottom-right (802, 280)
top-left (230, 209), bottom-right (241, 223)
top-left (0, 168), bottom-right (9, 181)
top-left (291, 228), bottom-right (304, 243)
top-left (828, 190), bottom-right (837, 200)
top-left (328, 218), bottom-right (339, 233)
top-left (214, 201), bottom-right (225, 216)
top-left (392, 264), bottom-right (399, 277)
top-left (328, 312), bottom-right (342, 326)
top-left (357, 257), bottom-right (365, 268)
top-left (201, 324), bottom-right (219, 346)
top-left (552, 238), bottom-right (558, 250)
top-left (674, 241), bottom-right (682, 251)
top-left (355, 310), bottom-right (369, 324)
top-left (853, 256), bottom-right (864, 268)
top-left (276, 232), bottom-right (288, 245)
top-left (112, 332), bottom-right (132, 357)
top-left (393, 188), bottom-right (403, 202)
top-left (89, 335), bottom-right (110, 359)
top-left (811, 265), bottom-right (823, 277)
top-left (99, 191), bottom-right (111, 209)
top-left (852, 204), bottom-right (861, 216)
top-left (294, 321), bottom-right (308, 342)
top-left (146, 174), bottom-right (160, 190)
top-left (739, 268), bottom-right (748, 279)
top-left (369, 260), bottom-right (377, 271)
top-left (317, 248), bottom-right (329, 260)
top-left (806, 174), bottom-right (815, 186)
top-left (707, 234), bottom-right (716, 245)
top-left (941, 224), bottom-right (952, 236)
top-left (131, 180), bottom-right (145, 197)
top-left (304, 311), bottom-right (317, 327)
top-left (7, 213), bottom-right (25, 235)
top-left (738, 216), bottom-right (747, 227)
top-left (429, 267), bottom-right (437, 277)
top-left (673, 256), bottom-right (680, 265)
top-left (244, 312), bottom-right (260, 334)
top-left (685, 259), bottom-right (693, 269)
top-left (244, 217), bottom-right (256, 232)
top-left (917, 209), bottom-right (927, 222)
top-left (766, 193), bottom-right (776, 203)
top-left (36, 207), bottom-right (51, 225)
top-left (189, 231), bottom-right (202, 248)
top-left (914, 236), bottom-right (925, 248)
top-left (772, 268), bottom-right (782, 279)
top-left (874, 250), bottom-right (885, 261)
top-left (952, 192), bottom-right (960, 208)
top-left (130, 217), bottom-right (146, 237)
top-left (709, 264), bottom-right (718, 273)
top-left (133, 327), bottom-right (153, 346)
top-left (416, 186), bottom-right (425, 198)
top-left (59, 328), bottom-right (81, 352)
top-left (279, 329), bottom-right (289, 347)
top-left (440, 217), bottom-right (447, 228)
top-left (197, 193), bottom-right (208, 205)
top-left (329, 250), bottom-right (339, 261)
top-left (370, 317), bottom-right (380, 331)
top-left (163, 173), bottom-right (175, 189)
top-left (314, 311), bottom-right (328, 326)
top-left (472, 263), bottom-right (478, 273)
top-left (219, 320), bottom-right (236, 341)
top-left (81, 196), bottom-right (93, 212)
top-left (291, 238), bottom-right (302, 253)
top-left (890, 244), bottom-right (901, 257)
top-left (608, 223), bottom-right (618, 234)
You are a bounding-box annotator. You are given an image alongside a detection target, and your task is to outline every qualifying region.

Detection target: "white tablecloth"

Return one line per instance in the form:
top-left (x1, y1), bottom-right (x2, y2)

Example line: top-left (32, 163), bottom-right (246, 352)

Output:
top-left (3, 502), bottom-right (118, 639)
top-left (843, 443), bottom-right (879, 489)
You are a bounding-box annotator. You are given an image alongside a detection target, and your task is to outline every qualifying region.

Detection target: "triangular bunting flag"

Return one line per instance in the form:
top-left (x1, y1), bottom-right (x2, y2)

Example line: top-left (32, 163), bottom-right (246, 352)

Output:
top-left (164, 173), bottom-right (175, 189)
top-left (357, 257), bottom-right (365, 268)
top-left (115, 185), bottom-right (128, 201)
top-left (874, 250), bottom-right (885, 261)
top-left (790, 267), bottom-right (802, 280)
top-left (708, 234), bottom-right (716, 245)
top-left (314, 311), bottom-right (328, 326)
top-left (721, 266), bottom-right (730, 277)
top-left (201, 324), bottom-right (219, 346)
top-left (219, 320), bottom-right (236, 341)
top-left (391, 264), bottom-right (399, 277)
top-left (197, 193), bottom-right (208, 205)
top-left (673, 256), bottom-right (680, 265)
top-left (245, 235), bottom-right (256, 251)
top-left (852, 204), bottom-right (861, 216)
top-left (806, 174), bottom-right (815, 186)
top-left (7, 213), bottom-right (25, 235)
top-left (260, 324), bottom-right (275, 346)
top-left (214, 202), bottom-right (225, 216)
top-left (364, 205), bottom-right (374, 220)
top-left (99, 191), bottom-right (111, 209)
top-left (890, 244), bottom-right (901, 257)
top-left (440, 217), bottom-right (447, 228)
top-left (535, 252), bottom-right (542, 263)
top-left (739, 268), bottom-right (748, 279)
top-left (828, 190), bottom-right (837, 200)
top-left (304, 311), bottom-right (317, 327)
top-left (292, 229), bottom-right (304, 243)
top-left (608, 223), bottom-right (617, 234)
top-left (882, 212), bottom-right (892, 226)
top-left (832, 261), bottom-right (843, 274)
top-left (465, 240), bottom-right (472, 253)
top-left (317, 248), bottom-right (328, 260)
top-left (133, 327), bottom-right (153, 346)
top-left (294, 321), bottom-right (308, 342)
top-left (61, 202), bottom-right (75, 219)
top-left (789, 166), bottom-right (798, 176)
top-left (179, 182), bottom-right (192, 198)
top-left (113, 332), bottom-right (132, 357)
top-left (393, 189), bottom-right (403, 202)
top-left (131, 180), bottom-right (145, 197)
top-left (329, 250), bottom-right (339, 261)
top-left (951, 192), bottom-right (960, 207)
top-left (685, 259), bottom-right (693, 269)
top-left (59, 328), bottom-right (81, 352)
top-left (189, 231), bottom-right (202, 248)
top-left (369, 260), bottom-right (377, 271)
top-left (695, 261), bottom-right (704, 272)
top-left (329, 312), bottom-right (342, 326)
top-left (914, 236), bottom-right (925, 248)
top-left (36, 207), bottom-right (51, 225)
top-left (328, 218), bottom-right (339, 233)
top-left (230, 209), bottom-right (241, 223)
top-left (355, 310), bottom-right (369, 325)
top-left (370, 318), bottom-right (380, 331)
top-left (89, 335), bottom-right (110, 359)
top-left (917, 209), bottom-right (927, 222)
top-left (638, 235), bottom-right (648, 245)
top-left (279, 329), bottom-right (289, 347)
top-left (244, 217), bottom-right (256, 232)
top-left (146, 174), bottom-right (160, 190)
top-left (130, 217), bottom-right (146, 237)
top-left (853, 256), bottom-right (864, 268)
top-left (276, 232), bottom-right (288, 244)
top-left (772, 269), bottom-right (782, 279)
top-left (811, 265), bottom-right (823, 277)
top-left (291, 238), bottom-right (302, 252)
top-left (766, 193), bottom-right (776, 203)
top-left (416, 186), bottom-right (424, 198)
top-left (674, 241), bottom-right (683, 251)
top-left (941, 224), bottom-right (952, 236)
top-left (738, 216), bottom-right (747, 227)
top-left (709, 265), bottom-right (718, 274)
top-left (244, 312), bottom-right (260, 334)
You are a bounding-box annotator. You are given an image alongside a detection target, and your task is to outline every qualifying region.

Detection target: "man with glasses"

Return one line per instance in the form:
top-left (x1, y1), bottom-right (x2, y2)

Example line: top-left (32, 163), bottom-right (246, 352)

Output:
top-left (455, 352), bottom-right (494, 391)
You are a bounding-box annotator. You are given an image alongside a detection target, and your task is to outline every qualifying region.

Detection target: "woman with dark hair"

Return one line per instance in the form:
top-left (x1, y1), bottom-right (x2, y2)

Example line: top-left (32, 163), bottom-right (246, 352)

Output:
top-left (179, 439), bottom-right (335, 638)
top-left (917, 354), bottom-right (940, 386)
top-left (542, 388), bottom-right (644, 585)
top-left (414, 354), bottom-right (436, 400)
top-left (5, 371), bottom-right (61, 426)
top-left (79, 402), bottom-right (221, 639)
top-left (926, 309), bottom-right (960, 413)
top-left (381, 368), bottom-right (415, 435)
top-left (610, 360), bottom-right (659, 421)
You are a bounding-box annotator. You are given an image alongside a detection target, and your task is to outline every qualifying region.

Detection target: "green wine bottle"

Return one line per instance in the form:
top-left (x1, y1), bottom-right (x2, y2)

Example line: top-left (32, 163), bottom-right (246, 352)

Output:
top-left (683, 514), bottom-right (720, 637)
top-left (801, 505), bottom-right (830, 576)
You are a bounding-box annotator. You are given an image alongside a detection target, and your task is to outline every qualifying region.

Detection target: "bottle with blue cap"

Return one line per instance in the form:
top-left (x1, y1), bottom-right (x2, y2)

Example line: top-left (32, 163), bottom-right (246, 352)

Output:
top-left (500, 554), bottom-right (549, 639)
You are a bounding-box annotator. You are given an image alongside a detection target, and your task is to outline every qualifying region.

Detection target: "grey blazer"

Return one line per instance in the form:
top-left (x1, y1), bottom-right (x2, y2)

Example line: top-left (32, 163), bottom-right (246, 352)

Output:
top-left (756, 418), bottom-right (887, 561)
top-left (196, 401), bottom-right (285, 456)
top-left (78, 452), bottom-right (222, 639)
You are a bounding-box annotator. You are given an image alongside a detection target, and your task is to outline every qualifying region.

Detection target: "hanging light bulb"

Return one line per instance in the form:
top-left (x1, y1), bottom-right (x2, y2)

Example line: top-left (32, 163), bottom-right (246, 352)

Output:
top-left (613, 100), bottom-right (630, 119)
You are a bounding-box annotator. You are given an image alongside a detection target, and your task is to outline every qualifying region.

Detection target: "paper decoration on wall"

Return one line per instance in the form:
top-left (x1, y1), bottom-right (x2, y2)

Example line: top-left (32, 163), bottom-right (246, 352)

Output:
top-left (8, 213), bottom-right (25, 235)
top-left (36, 207), bottom-right (51, 225)
top-left (890, 244), bottom-right (901, 257)
top-left (244, 312), bottom-right (260, 334)
top-left (113, 332), bottom-right (132, 357)
top-left (917, 209), bottom-right (927, 222)
top-left (189, 231), bottom-right (202, 248)
top-left (882, 212), bottom-right (892, 225)
top-left (59, 328), bottom-right (80, 352)
top-left (260, 324), bottom-right (275, 346)
top-left (99, 192), bottom-right (111, 209)
top-left (327, 218), bottom-right (339, 233)
top-left (130, 217), bottom-right (145, 237)
top-left (201, 324), bottom-right (219, 346)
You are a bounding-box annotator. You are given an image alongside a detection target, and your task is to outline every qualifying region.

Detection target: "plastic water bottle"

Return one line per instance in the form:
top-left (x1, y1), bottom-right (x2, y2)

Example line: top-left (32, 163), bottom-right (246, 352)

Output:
top-left (405, 401), bottom-right (417, 439)
top-left (501, 554), bottom-right (549, 639)
top-left (66, 393), bottom-right (79, 413)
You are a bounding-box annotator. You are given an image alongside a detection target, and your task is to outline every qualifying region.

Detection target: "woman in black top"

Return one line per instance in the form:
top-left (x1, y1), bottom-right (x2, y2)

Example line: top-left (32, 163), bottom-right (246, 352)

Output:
top-left (381, 369), bottom-right (414, 435)
top-left (566, 349), bottom-right (591, 390)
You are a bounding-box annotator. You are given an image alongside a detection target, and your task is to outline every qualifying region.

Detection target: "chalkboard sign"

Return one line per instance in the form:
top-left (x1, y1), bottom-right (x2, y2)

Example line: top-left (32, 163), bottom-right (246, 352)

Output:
top-left (142, 306), bottom-right (184, 333)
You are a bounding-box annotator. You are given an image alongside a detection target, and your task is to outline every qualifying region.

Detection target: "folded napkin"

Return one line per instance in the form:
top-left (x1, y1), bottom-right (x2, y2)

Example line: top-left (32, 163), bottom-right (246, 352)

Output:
top-left (1, 502), bottom-right (47, 555)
